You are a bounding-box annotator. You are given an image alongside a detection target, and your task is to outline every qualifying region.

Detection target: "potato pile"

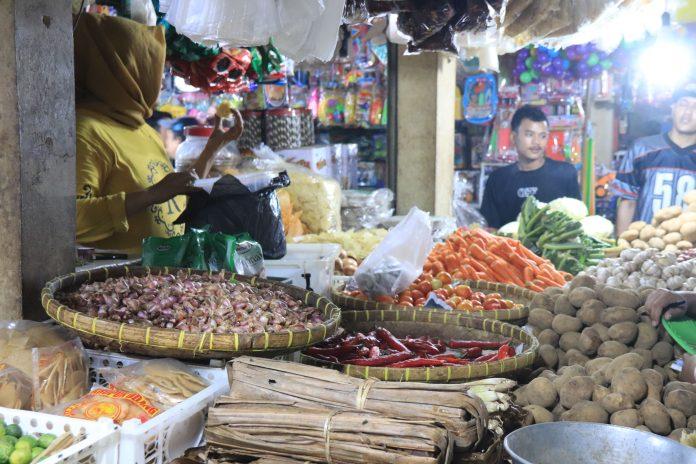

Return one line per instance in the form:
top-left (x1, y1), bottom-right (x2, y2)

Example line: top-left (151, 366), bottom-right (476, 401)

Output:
top-left (519, 275), bottom-right (693, 439)
top-left (618, 190), bottom-right (696, 251)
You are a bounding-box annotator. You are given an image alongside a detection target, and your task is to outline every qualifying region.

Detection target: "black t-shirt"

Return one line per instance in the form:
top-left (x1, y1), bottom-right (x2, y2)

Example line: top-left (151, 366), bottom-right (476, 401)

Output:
top-left (480, 159), bottom-right (581, 228)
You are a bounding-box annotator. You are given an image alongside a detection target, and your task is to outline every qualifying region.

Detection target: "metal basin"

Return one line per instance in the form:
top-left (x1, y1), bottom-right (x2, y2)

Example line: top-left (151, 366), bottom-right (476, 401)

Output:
top-left (504, 422), bottom-right (696, 464)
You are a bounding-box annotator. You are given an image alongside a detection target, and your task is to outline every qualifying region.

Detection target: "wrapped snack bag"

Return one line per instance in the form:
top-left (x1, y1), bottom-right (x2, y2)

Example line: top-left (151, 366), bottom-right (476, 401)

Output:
top-left (100, 359), bottom-right (209, 409)
top-left (0, 321), bottom-right (89, 410)
top-left (0, 366), bottom-right (33, 409)
top-left (61, 388), bottom-right (161, 424)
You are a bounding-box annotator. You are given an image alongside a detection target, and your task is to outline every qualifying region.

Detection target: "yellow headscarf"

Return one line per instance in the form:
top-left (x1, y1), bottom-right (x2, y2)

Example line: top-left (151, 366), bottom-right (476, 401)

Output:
top-left (74, 13), bottom-right (165, 128)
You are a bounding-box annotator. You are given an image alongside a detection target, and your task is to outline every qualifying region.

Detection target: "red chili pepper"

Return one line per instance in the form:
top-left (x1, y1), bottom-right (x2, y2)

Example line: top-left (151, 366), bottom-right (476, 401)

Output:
top-left (432, 353), bottom-right (462, 360)
top-left (497, 344), bottom-right (516, 360)
top-left (448, 338), bottom-right (512, 349)
top-left (375, 327), bottom-right (411, 352)
top-left (308, 353), bottom-right (340, 364)
top-left (473, 353), bottom-right (498, 363)
top-left (463, 347), bottom-right (483, 358)
top-left (306, 344), bottom-right (358, 357)
top-left (401, 339), bottom-right (440, 355)
top-left (443, 359), bottom-right (470, 365)
top-left (342, 351), bottom-right (413, 366)
top-left (389, 358), bottom-right (446, 368)
top-left (369, 346), bottom-right (380, 358)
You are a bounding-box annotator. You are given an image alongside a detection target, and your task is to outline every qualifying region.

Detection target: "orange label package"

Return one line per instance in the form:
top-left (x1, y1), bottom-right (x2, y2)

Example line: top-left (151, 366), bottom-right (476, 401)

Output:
top-left (63, 388), bottom-right (161, 424)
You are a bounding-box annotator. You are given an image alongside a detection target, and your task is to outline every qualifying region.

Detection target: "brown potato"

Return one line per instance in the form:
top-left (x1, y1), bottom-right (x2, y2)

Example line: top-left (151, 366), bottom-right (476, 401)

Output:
top-left (676, 240), bottom-right (693, 250)
top-left (593, 384), bottom-right (610, 402)
top-left (640, 398), bottom-right (672, 435)
top-left (553, 295), bottom-right (576, 316)
top-left (661, 217), bottom-right (682, 233)
top-left (566, 349), bottom-right (590, 367)
top-left (591, 323), bottom-right (610, 342)
top-left (641, 369), bottom-right (664, 402)
top-left (538, 329), bottom-right (560, 347)
top-left (561, 400), bottom-right (609, 424)
top-left (680, 221), bottom-right (696, 242)
top-left (559, 376), bottom-right (595, 409)
top-left (688, 415), bottom-right (696, 429)
top-left (651, 341), bottom-right (674, 367)
top-left (654, 206), bottom-right (682, 222)
top-left (552, 403), bottom-right (568, 421)
top-left (600, 288), bottom-right (641, 310)
top-left (611, 367), bottom-right (647, 403)
top-left (667, 408), bottom-right (687, 430)
top-left (525, 377), bottom-right (558, 409)
top-left (602, 353), bottom-right (645, 383)
top-left (619, 229), bottom-right (640, 241)
top-left (664, 232), bottom-right (683, 245)
top-left (577, 300), bottom-right (605, 326)
top-left (639, 225), bottom-right (657, 241)
top-left (631, 240), bottom-right (649, 249)
top-left (530, 293), bottom-right (554, 311)
top-left (611, 409), bottom-right (643, 428)
top-left (538, 344), bottom-right (559, 369)
top-left (544, 287), bottom-right (564, 297)
top-left (597, 341), bottom-right (629, 359)
top-left (601, 307), bottom-right (639, 325)
top-left (568, 287), bottom-right (596, 309)
top-left (634, 322), bottom-right (658, 350)
top-left (608, 321), bottom-right (639, 345)
top-left (586, 357), bottom-right (612, 376)
top-left (647, 237), bottom-right (666, 249)
top-left (664, 381), bottom-right (696, 397)
top-left (523, 405), bottom-right (554, 424)
top-left (664, 389), bottom-right (696, 417)
top-left (569, 274), bottom-right (596, 290)
top-left (529, 308), bottom-right (555, 330)
top-left (629, 221), bottom-right (648, 231)
top-left (630, 348), bottom-right (653, 370)
top-left (559, 332), bottom-right (582, 352)
top-left (601, 392), bottom-right (635, 413)
top-left (552, 314), bottom-right (583, 334)
top-left (578, 327), bottom-right (603, 356)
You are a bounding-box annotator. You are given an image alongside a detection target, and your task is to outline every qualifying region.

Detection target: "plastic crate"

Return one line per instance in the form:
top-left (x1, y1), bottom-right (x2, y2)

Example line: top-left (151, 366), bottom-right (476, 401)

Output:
top-left (265, 243), bottom-right (341, 296)
top-left (0, 408), bottom-right (118, 464)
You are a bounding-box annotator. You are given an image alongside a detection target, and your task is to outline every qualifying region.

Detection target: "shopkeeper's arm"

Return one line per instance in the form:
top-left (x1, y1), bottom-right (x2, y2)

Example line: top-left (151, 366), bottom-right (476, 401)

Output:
top-left (190, 110), bottom-right (244, 179)
top-left (616, 199), bottom-right (637, 235)
top-left (645, 289), bottom-right (696, 327)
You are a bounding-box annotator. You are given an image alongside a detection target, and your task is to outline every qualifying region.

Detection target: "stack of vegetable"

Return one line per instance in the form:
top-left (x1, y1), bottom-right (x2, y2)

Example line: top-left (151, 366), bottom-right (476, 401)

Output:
top-left (517, 197), bottom-right (612, 275)
top-left (0, 422), bottom-right (59, 464)
top-left (520, 274), bottom-right (692, 440)
top-left (618, 192), bottom-right (696, 251)
top-left (584, 248), bottom-right (696, 291)
top-left (305, 327), bottom-right (517, 367)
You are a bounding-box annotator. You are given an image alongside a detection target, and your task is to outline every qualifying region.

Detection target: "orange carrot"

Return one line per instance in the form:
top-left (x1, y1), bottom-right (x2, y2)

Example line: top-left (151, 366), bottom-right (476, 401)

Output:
top-left (523, 267), bottom-right (535, 283)
top-left (534, 275), bottom-right (562, 288)
top-left (445, 255), bottom-right (460, 273)
top-left (525, 282), bottom-right (544, 292)
top-left (469, 244), bottom-right (493, 263)
top-left (465, 258), bottom-right (487, 273)
top-left (516, 243), bottom-right (546, 265)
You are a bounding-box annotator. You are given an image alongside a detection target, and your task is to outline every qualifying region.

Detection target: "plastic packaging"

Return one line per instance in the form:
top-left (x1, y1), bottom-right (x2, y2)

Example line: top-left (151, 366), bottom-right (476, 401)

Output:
top-left (354, 207), bottom-right (433, 297)
top-left (175, 172), bottom-right (291, 259)
top-left (100, 359), bottom-right (210, 410)
top-left (453, 175), bottom-right (487, 228)
top-left (174, 126), bottom-right (240, 174)
top-left (0, 367), bottom-right (33, 410)
top-left (0, 321), bottom-right (89, 411)
top-left (60, 388), bottom-right (162, 424)
top-left (341, 188), bottom-right (394, 230)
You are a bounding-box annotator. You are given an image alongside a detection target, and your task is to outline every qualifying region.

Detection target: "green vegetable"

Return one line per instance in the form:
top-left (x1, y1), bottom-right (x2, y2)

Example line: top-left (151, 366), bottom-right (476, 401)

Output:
top-left (0, 441), bottom-right (13, 464)
top-left (30, 448), bottom-right (43, 460)
top-left (548, 197), bottom-right (589, 220)
top-left (8, 448), bottom-right (30, 464)
top-left (1, 437), bottom-right (17, 447)
top-left (4, 426), bottom-right (21, 440)
top-left (14, 437), bottom-right (35, 450)
top-left (0, 423), bottom-right (5, 438)
top-left (37, 434), bottom-right (55, 450)
top-left (11, 442), bottom-right (29, 455)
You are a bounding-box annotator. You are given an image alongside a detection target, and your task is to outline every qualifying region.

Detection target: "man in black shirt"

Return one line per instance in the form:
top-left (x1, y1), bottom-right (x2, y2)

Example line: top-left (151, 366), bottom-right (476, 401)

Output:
top-left (480, 105), bottom-right (581, 228)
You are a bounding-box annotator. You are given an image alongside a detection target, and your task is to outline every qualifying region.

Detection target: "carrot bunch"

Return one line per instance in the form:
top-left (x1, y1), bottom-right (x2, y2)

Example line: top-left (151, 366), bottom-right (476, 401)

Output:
top-left (422, 227), bottom-right (571, 292)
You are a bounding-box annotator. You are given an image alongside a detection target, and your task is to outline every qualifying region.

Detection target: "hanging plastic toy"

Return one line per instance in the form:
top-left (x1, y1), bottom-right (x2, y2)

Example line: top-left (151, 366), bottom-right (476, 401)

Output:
top-left (462, 73), bottom-right (497, 125)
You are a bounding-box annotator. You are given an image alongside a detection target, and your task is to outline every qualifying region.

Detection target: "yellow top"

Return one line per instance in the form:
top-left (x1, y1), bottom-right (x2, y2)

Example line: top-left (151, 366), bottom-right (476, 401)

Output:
top-left (76, 108), bottom-right (185, 254)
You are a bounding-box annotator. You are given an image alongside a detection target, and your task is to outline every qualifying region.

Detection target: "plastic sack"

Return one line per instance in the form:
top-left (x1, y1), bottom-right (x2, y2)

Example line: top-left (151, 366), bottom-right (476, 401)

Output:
top-left (453, 174), bottom-right (487, 228)
top-left (176, 172), bottom-right (290, 259)
top-left (354, 207), bottom-right (433, 297)
top-left (99, 358), bottom-right (209, 409)
top-left (0, 366), bottom-right (33, 410)
top-left (341, 188), bottom-right (394, 230)
top-left (59, 387), bottom-right (162, 424)
top-left (0, 321), bottom-right (89, 411)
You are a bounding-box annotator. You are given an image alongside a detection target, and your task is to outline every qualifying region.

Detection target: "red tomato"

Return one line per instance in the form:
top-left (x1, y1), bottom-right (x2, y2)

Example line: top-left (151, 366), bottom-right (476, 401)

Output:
top-left (454, 285), bottom-right (472, 299)
top-left (421, 273), bottom-right (433, 282)
top-left (418, 282), bottom-right (432, 295)
top-left (472, 292), bottom-right (486, 301)
top-left (483, 300), bottom-right (502, 310)
top-left (410, 290), bottom-right (424, 300)
top-left (456, 300), bottom-right (474, 311)
top-left (399, 296), bottom-right (413, 305)
top-left (502, 299), bottom-right (514, 309)
top-left (434, 289), bottom-right (448, 300)
top-left (447, 296), bottom-right (462, 307)
top-left (452, 271), bottom-right (465, 281)
top-left (442, 284), bottom-right (454, 297)
top-left (414, 298), bottom-right (427, 306)
top-left (399, 301), bottom-right (414, 307)
top-left (485, 293), bottom-right (502, 300)
top-left (399, 290), bottom-right (412, 299)
top-left (375, 295), bottom-right (395, 304)
top-left (436, 272), bottom-right (453, 285)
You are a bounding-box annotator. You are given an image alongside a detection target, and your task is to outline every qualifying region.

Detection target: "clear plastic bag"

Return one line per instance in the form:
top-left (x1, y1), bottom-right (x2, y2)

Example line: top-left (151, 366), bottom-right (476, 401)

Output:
top-left (0, 321), bottom-right (89, 411)
top-left (0, 367), bottom-right (33, 410)
top-left (341, 188), bottom-right (394, 230)
top-left (354, 207), bottom-right (433, 297)
top-left (453, 174), bottom-right (487, 228)
top-left (100, 358), bottom-right (210, 409)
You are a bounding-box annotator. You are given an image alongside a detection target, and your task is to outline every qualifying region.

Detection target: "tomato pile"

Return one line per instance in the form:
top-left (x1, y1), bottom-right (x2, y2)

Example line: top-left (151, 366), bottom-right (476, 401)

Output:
top-left (345, 274), bottom-right (521, 312)
top-left (305, 327), bottom-right (517, 367)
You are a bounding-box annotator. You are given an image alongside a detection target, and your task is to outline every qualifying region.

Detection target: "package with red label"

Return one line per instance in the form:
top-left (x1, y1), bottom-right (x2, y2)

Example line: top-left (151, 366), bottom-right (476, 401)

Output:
top-left (61, 388), bottom-right (161, 424)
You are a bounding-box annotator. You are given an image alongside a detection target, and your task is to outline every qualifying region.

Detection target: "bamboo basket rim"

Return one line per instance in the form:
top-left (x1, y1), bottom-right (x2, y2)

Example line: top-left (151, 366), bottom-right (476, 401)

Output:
top-left (41, 265), bottom-right (341, 358)
top-left (331, 279), bottom-right (534, 323)
top-left (302, 309), bottom-right (538, 383)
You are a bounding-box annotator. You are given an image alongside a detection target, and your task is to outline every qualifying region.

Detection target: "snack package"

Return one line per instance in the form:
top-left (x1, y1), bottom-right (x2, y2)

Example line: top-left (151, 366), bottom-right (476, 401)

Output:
top-left (99, 359), bottom-right (209, 409)
top-left (61, 388), bottom-right (161, 424)
top-left (0, 321), bottom-right (89, 411)
top-left (354, 207), bottom-right (433, 297)
top-left (0, 366), bottom-right (33, 409)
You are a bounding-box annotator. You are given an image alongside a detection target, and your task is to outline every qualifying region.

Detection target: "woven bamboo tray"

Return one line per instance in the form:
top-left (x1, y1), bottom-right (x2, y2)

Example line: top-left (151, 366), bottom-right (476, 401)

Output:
top-left (41, 266), bottom-right (341, 360)
top-left (301, 309), bottom-right (538, 383)
top-left (332, 280), bottom-right (534, 324)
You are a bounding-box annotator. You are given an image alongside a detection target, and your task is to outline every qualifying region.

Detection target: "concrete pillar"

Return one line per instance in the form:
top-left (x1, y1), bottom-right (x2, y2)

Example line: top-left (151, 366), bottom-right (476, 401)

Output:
top-left (396, 50), bottom-right (456, 216)
top-left (0, 0), bottom-right (76, 319)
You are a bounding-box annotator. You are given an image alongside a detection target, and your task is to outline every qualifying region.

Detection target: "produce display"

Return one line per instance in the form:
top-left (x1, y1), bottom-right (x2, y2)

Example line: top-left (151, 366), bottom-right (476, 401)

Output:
top-left (517, 197), bottom-right (612, 275)
top-left (618, 192), bottom-right (696, 252)
top-left (520, 274), bottom-right (692, 440)
top-left (58, 271), bottom-right (324, 334)
top-left (584, 248), bottom-right (696, 290)
top-left (0, 322), bottom-right (88, 411)
top-left (0, 422), bottom-right (60, 464)
top-left (305, 327), bottom-right (517, 367)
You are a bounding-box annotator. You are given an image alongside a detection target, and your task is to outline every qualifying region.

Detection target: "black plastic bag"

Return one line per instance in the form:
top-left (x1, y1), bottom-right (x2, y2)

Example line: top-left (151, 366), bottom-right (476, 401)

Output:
top-left (175, 171), bottom-right (291, 259)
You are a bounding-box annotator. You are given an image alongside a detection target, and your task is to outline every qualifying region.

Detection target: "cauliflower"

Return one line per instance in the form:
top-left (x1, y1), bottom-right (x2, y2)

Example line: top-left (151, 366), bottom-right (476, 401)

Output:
top-left (581, 215), bottom-right (614, 240)
top-left (548, 197), bottom-right (589, 220)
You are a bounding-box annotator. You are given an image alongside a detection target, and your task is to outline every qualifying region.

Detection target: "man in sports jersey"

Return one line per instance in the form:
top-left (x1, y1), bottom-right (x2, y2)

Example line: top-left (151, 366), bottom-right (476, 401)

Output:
top-left (614, 83), bottom-right (696, 234)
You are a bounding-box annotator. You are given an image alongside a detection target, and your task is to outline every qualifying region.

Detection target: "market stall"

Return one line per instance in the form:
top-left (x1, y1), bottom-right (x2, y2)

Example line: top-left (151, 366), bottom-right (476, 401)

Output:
top-left (1, 1), bottom-right (696, 464)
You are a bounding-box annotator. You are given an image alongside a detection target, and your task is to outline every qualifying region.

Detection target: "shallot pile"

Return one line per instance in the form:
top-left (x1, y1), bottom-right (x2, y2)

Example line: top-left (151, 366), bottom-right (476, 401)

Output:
top-left (59, 272), bottom-right (324, 334)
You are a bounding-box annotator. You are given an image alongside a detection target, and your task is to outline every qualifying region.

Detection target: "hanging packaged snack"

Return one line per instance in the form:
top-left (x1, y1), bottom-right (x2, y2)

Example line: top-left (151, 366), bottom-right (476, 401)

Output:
top-left (0, 366), bottom-right (33, 410)
top-left (99, 359), bottom-right (210, 409)
top-left (0, 321), bottom-right (89, 411)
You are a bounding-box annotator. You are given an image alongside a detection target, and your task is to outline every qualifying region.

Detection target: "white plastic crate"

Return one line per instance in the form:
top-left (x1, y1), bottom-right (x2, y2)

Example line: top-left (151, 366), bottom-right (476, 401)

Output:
top-left (0, 408), bottom-right (118, 464)
top-left (265, 243), bottom-right (341, 296)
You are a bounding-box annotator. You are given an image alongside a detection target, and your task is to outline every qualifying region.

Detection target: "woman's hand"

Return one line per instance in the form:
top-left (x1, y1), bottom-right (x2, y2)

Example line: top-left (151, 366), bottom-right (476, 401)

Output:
top-left (645, 288), bottom-right (688, 327)
top-left (148, 171), bottom-right (200, 205)
top-left (204, 110), bottom-right (244, 154)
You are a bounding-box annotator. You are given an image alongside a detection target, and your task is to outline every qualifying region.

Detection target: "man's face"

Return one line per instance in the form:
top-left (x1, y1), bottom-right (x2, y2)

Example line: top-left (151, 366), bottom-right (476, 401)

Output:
top-left (512, 118), bottom-right (549, 162)
top-left (672, 96), bottom-right (696, 135)
top-left (161, 129), bottom-right (180, 159)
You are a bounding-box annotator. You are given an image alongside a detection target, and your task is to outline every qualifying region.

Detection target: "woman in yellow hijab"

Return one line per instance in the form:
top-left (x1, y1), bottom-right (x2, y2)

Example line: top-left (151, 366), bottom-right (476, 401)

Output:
top-left (74, 14), bottom-right (241, 254)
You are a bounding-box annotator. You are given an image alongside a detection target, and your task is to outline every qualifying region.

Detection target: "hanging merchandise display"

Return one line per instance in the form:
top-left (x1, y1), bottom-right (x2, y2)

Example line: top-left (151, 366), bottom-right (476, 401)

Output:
top-left (169, 48), bottom-right (253, 94)
top-left (462, 73), bottom-right (498, 125)
top-left (512, 43), bottom-right (613, 84)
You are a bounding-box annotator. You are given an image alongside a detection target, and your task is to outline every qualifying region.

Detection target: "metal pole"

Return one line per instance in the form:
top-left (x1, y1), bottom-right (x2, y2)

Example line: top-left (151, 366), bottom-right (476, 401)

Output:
top-left (387, 41), bottom-right (398, 203)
